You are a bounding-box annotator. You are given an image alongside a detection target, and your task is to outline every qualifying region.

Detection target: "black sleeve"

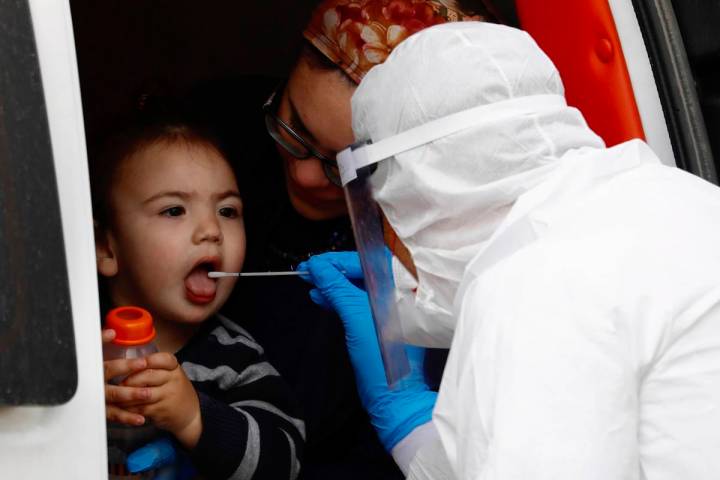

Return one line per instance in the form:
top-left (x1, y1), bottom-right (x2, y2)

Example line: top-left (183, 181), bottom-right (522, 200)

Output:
top-left (179, 315), bottom-right (305, 480)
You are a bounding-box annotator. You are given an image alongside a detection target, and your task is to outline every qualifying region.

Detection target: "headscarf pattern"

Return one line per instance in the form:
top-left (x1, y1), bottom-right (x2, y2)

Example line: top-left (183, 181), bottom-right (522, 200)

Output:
top-left (303, 0), bottom-right (496, 83)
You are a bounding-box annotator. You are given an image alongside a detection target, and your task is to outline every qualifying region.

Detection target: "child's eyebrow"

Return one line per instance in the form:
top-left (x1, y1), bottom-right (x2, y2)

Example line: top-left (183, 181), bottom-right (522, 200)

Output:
top-left (215, 190), bottom-right (242, 201)
top-left (142, 191), bottom-right (190, 204)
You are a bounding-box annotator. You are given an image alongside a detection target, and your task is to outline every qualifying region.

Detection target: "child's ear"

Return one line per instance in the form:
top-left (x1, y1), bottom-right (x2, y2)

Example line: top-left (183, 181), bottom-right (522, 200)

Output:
top-left (94, 220), bottom-right (118, 277)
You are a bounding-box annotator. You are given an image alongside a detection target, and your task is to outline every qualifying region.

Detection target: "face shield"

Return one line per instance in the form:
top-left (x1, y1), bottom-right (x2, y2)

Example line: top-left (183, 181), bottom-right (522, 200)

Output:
top-left (338, 93), bottom-right (566, 385)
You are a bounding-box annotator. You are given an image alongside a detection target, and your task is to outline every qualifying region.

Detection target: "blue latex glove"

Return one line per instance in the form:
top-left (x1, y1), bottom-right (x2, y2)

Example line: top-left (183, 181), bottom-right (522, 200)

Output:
top-left (127, 436), bottom-right (197, 479)
top-left (298, 251), bottom-right (437, 451)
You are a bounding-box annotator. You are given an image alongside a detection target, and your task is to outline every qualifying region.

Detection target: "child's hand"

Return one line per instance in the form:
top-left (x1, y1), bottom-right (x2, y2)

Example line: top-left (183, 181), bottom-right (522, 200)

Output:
top-left (122, 352), bottom-right (202, 449)
top-left (103, 328), bottom-right (150, 427)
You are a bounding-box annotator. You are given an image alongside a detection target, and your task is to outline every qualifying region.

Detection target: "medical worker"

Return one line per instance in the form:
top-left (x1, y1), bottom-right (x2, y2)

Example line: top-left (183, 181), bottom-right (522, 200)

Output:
top-left (300, 22), bottom-right (720, 479)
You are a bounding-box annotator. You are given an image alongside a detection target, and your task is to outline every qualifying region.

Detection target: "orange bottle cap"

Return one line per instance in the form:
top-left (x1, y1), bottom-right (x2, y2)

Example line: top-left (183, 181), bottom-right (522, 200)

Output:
top-left (105, 306), bottom-right (156, 346)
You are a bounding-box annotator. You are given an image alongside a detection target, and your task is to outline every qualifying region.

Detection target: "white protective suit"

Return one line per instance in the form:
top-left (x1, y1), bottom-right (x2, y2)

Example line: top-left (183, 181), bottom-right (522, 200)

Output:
top-left (352, 22), bottom-right (720, 479)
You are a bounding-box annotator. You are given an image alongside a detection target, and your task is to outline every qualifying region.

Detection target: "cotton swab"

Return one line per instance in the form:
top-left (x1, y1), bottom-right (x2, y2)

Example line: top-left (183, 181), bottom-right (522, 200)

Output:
top-left (208, 271), bottom-right (309, 278)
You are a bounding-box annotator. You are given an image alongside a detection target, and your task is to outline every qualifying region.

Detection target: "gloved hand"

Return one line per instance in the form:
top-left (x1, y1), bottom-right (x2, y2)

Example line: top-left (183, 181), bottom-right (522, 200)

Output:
top-left (298, 251), bottom-right (437, 451)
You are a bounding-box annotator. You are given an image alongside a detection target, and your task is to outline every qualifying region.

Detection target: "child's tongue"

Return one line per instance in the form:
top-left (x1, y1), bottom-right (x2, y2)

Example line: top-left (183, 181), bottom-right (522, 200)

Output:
top-left (185, 266), bottom-right (216, 298)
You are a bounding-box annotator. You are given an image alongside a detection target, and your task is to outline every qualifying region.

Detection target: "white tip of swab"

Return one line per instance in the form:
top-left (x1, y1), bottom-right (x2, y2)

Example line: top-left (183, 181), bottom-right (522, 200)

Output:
top-left (208, 271), bottom-right (238, 278)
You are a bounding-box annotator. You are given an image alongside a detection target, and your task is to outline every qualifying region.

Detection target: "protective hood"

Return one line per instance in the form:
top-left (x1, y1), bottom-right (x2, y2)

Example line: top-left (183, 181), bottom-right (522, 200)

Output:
top-left (351, 22), bottom-right (605, 346)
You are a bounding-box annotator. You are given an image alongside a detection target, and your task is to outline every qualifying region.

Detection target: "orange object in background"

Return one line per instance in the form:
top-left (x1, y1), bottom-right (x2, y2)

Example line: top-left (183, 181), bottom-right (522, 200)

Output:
top-left (516, 0), bottom-right (645, 147)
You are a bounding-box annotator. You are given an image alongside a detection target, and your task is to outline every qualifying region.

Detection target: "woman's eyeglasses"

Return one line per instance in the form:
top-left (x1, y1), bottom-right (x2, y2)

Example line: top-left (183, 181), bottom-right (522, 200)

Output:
top-left (262, 82), bottom-right (342, 187)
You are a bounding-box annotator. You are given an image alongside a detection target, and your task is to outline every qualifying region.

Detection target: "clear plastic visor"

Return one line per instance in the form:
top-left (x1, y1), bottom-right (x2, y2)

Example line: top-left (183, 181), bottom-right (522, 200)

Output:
top-left (343, 159), bottom-right (410, 386)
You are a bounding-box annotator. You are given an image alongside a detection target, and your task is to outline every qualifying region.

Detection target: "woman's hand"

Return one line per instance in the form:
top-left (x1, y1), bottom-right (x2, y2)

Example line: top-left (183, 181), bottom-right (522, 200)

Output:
top-left (121, 352), bottom-right (202, 449)
top-left (298, 251), bottom-right (437, 452)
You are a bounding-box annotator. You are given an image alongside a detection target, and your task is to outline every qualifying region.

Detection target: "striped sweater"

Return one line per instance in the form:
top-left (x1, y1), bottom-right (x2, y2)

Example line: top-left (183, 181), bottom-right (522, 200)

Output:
top-left (176, 313), bottom-right (305, 479)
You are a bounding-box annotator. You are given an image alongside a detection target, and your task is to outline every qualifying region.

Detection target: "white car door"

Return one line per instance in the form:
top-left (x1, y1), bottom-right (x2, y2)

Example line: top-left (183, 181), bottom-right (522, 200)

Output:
top-left (0, 0), bottom-right (106, 477)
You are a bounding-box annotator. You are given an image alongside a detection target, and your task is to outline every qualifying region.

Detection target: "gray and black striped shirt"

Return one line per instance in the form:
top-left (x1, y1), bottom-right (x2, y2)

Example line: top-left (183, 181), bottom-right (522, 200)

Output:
top-left (177, 314), bottom-right (305, 479)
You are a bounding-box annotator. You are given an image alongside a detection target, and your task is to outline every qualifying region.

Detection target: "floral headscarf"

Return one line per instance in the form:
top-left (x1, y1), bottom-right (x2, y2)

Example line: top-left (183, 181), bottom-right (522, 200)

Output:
top-left (303, 0), bottom-right (497, 83)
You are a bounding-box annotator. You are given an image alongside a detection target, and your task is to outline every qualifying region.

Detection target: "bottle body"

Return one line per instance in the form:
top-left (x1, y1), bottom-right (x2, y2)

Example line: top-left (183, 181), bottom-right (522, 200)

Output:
top-left (104, 342), bottom-right (159, 383)
top-left (103, 307), bottom-right (161, 479)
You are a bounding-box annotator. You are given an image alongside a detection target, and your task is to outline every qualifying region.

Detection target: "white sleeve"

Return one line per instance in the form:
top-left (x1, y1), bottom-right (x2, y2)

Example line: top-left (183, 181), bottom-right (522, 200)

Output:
top-left (391, 421), bottom-right (456, 480)
top-left (390, 422), bottom-right (435, 475)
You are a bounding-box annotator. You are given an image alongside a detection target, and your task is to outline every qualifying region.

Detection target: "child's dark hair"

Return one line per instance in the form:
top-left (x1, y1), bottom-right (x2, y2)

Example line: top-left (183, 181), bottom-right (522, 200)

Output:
top-left (90, 96), bottom-right (231, 228)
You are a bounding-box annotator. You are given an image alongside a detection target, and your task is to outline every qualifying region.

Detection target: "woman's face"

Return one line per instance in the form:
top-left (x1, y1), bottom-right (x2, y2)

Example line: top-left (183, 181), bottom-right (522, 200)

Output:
top-left (276, 57), bottom-right (356, 220)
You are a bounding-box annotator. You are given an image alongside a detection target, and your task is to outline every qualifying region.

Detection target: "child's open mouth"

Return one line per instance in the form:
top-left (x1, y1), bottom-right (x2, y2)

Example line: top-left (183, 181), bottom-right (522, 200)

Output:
top-left (185, 258), bottom-right (220, 304)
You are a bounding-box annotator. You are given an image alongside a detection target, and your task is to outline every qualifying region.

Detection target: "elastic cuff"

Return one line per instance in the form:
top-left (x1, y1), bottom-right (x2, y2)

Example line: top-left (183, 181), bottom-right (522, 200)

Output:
top-left (391, 421), bottom-right (438, 475)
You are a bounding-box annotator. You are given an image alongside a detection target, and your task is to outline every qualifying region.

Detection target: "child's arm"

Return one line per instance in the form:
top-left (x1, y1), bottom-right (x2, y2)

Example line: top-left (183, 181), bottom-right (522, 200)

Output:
top-left (103, 327), bottom-right (202, 447)
top-left (169, 316), bottom-right (305, 480)
top-left (120, 316), bottom-right (305, 479)
top-left (120, 352), bottom-right (202, 448)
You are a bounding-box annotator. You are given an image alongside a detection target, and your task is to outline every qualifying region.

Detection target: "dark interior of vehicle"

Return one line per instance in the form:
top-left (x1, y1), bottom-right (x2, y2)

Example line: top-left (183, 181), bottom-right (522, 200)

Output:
top-left (69, 0), bottom-right (315, 145)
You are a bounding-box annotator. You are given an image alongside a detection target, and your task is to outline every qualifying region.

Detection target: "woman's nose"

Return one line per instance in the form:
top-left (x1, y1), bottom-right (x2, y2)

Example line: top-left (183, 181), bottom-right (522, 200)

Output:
top-left (193, 213), bottom-right (223, 244)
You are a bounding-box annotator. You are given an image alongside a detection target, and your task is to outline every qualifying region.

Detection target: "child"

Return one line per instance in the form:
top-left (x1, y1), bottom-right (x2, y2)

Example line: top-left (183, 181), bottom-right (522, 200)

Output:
top-left (91, 105), bottom-right (304, 479)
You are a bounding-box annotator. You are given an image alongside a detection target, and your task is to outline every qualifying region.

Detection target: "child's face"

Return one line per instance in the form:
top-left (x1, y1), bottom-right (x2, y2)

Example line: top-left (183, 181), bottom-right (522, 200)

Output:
top-left (97, 140), bottom-right (245, 324)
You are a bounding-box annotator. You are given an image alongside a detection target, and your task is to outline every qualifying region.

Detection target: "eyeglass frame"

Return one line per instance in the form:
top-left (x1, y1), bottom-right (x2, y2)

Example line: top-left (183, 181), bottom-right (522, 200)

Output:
top-left (262, 81), bottom-right (342, 186)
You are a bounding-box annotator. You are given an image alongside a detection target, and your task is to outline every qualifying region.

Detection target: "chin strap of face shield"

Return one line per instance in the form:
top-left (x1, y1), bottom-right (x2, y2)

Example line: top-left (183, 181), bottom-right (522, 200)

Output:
top-left (337, 94), bottom-right (567, 186)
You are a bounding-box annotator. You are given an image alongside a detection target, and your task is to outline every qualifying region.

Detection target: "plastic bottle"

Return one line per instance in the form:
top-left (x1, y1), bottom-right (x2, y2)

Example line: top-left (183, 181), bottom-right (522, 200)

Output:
top-left (103, 306), bottom-right (161, 479)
